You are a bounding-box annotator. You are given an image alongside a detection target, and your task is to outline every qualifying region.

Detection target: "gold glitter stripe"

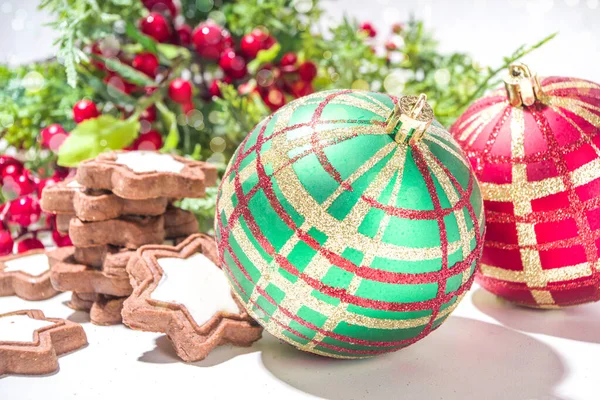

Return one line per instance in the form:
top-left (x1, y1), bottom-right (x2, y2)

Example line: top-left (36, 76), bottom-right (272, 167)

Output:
top-left (480, 262), bottom-right (593, 283)
top-left (548, 96), bottom-right (600, 128)
top-left (571, 157), bottom-right (600, 187)
top-left (456, 102), bottom-right (508, 146)
top-left (542, 80), bottom-right (600, 93)
top-left (480, 169), bottom-right (564, 209)
top-left (511, 107), bottom-right (525, 158)
top-left (530, 290), bottom-right (555, 307)
top-left (424, 134), bottom-right (472, 171)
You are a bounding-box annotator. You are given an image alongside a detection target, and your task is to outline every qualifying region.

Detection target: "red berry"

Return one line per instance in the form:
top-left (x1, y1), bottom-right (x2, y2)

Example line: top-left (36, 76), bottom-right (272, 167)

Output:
top-left (177, 24), bottom-right (192, 46)
top-left (132, 130), bottom-right (163, 150)
top-left (280, 52), bottom-right (297, 67)
top-left (13, 174), bottom-right (36, 196)
top-left (168, 78), bottom-right (193, 104)
top-left (40, 124), bottom-right (68, 151)
top-left (52, 229), bottom-right (73, 247)
top-left (298, 61), bottom-right (317, 82)
top-left (0, 230), bottom-right (13, 255)
top-left (219, 49), bottom-right (247, 80)
top-left (209, 80), bottom-right (222, 98)
top-left (192, 21), bottom-right (226, 60)
top-left (0, 156), bottom-right (22, 175)
top-left (140, 106), bottom-right (157, 123)
top-left (1, 164), bottom-right (22, 181)
top-left (240, 34), bottom-right (262, 59)
top-left (17, 238), bottom-right (44, 253)
top-left (360, 22), bottom-right (377, 38)
top-left (391, 23), bottom-right (404, 34)
top-left (7, 196), bottom-right (41, 227)
top-left (104, 74), bottom-right (137, 95)
top-left (262, 87), bottom-right (286, 111)
top-left (222, 30), bottom-right (234, 49)
top-left (37, 177), bottom-right (59, 196)
top-left (290, 80), bottom-right (314, 98)
top-left (73, 100), bottom-right (99, 123)
top-left (142, 0), bottom-right (177, 17)
top-left (91, 42), bottom-right (107, 70)
top-left (53, 166), bottom-right (71, 180)
top-left (140, 12), bottom-right (171, 43)
top-left (385, 41), bottom-right (397, 51)
top-left (132, 52), bottom-right (160, 78)
top-left (251, 29), bottom-right (276, 50)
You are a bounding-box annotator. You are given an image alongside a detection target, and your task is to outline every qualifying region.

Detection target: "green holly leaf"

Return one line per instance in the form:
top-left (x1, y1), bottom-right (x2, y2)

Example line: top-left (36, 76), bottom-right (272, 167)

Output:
top-left (125, 21), bottom-right (158, 55)
top-left (57, 115), bottom-right (140, 167)
top-left (157, 44), bottom-right (191, 61)
top-left (248, 42), bottom-right (281, 73)
top-left (93, 55), bottom-right (155, 87)
top-left (156, 101), bottom-right (179, 151)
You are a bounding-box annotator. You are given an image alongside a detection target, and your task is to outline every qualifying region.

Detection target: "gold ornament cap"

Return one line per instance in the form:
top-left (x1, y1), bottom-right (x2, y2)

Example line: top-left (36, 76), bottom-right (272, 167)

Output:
top-left (504, 63), bottom-right (543, 107)
top-left (386, 94), bottom-right (434, 145)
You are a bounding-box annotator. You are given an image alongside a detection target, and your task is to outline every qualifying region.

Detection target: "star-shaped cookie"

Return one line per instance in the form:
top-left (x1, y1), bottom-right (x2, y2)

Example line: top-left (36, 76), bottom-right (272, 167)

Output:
top-left (123, 234), bottom-right (262, 362)
top-left (76, 151), bottom-right (218, 200)
top-left (0, 250), bottom-right (60, 300)
top-left (0, 309), bottom-right (87, 375)
top-left (47, 246), bottom-right (133, 297)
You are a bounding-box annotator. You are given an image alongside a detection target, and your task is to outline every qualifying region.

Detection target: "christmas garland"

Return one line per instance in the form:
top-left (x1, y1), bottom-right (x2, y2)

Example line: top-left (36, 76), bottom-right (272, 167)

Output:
top-left (0, 0), bottom-right (554, 252)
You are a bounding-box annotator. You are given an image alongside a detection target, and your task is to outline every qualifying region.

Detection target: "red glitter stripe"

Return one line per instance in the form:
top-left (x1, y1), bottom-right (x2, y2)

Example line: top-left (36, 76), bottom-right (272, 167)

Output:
top-left (410, 145), bottom-right (450, 339)
top-left (531, 105), bottom-right (599, 279)
top-left (308, 90), bottom-right (355, 191)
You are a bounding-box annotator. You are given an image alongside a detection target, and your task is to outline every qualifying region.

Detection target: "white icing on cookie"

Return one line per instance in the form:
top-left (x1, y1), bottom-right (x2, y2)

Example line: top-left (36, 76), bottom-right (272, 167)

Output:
top-left (66, 180), bottom-right (82, 188)
top-left (152, 253), bottom-right (239, 325)
top-left (0, 314), bottom-right (54, 343)
top-left (3, 253), bottom-right (49, 276)
top-left (114, 151), bottom-right (185, 173)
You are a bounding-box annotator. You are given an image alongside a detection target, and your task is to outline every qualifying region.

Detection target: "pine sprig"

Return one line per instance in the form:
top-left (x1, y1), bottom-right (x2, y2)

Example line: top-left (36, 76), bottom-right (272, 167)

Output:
top-left (39, 0), bottom-right (144, 87)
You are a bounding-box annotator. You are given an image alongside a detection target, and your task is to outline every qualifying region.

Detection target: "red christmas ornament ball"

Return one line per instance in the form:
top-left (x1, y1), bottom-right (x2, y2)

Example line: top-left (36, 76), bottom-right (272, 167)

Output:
top-left (451, 65), bottom-right (600, 308)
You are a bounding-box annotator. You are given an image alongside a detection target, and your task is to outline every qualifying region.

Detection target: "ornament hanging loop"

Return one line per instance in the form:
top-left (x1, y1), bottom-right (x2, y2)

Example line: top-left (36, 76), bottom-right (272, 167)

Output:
top-left (386, 93), bottom-right (434, 145)
top-left (504, 63), bottom-right (543, 107)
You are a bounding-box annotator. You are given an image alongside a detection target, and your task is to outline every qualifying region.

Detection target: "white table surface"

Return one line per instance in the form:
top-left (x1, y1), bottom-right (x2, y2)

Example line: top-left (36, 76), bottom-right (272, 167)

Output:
top-left (1, 283), bottom-right (598, 400)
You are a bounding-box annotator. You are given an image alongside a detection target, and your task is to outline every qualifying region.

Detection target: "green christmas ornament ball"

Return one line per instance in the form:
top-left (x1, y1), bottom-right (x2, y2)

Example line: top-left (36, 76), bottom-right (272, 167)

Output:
top-left (215, 89), bottom-right (485, 358)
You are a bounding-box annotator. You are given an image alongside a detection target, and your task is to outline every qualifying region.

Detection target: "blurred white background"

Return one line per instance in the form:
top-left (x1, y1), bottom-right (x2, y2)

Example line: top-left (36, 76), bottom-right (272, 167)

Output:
top-left (0, 0), bottom-right (598, 82)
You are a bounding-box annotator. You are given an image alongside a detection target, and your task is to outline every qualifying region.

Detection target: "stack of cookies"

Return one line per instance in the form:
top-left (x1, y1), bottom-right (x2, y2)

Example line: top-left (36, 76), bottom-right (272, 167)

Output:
top-left (41, 151), bottom-right (217, 325)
